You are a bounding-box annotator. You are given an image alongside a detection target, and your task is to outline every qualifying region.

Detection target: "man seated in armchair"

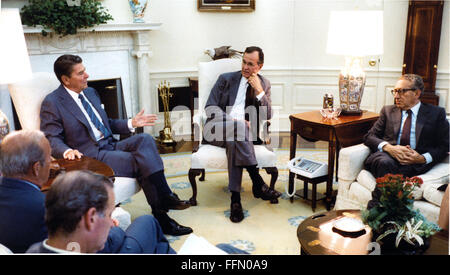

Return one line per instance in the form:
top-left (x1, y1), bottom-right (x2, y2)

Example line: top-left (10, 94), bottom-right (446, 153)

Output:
top-left (363, 74), bottom-right (449, 179)
top-left (202, 46), bottom-right (281, 223)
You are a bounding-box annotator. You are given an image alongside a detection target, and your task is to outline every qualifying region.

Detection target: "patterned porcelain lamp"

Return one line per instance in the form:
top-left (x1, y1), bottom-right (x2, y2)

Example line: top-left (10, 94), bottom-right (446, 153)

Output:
top-left (327, 11), bottom-right (383, 115)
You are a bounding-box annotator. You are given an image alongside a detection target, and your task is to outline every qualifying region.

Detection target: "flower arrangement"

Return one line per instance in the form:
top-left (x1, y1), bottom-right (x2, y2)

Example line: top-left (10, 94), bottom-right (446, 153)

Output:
top-left (361, 174), bottom-right (440, 249)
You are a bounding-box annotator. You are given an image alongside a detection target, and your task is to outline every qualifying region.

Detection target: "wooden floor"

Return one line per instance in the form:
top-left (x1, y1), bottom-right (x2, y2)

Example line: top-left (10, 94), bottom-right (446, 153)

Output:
top-left (157, 132), bottom-right (327, 154)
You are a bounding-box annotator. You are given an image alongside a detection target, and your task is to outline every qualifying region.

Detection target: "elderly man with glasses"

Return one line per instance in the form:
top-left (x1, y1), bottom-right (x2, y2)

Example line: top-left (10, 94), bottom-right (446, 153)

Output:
top-left (363, 74), bottom-right (449, 178)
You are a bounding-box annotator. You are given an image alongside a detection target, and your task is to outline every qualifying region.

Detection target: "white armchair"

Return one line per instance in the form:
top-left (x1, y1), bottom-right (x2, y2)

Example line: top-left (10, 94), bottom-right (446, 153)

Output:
top-left (188, 58), bottom-right (279, 205)
top-left (334, 143), bottom-right (449, 224)
top-left (8, 72), bottom-right (140, 206)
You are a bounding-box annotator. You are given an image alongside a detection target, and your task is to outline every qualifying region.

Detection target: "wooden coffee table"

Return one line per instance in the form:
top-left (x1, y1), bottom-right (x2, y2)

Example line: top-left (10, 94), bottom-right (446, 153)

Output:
top-left (297, 210), bottom-right (449, 255)
top-left (42, 156), bottom-right (115, 192)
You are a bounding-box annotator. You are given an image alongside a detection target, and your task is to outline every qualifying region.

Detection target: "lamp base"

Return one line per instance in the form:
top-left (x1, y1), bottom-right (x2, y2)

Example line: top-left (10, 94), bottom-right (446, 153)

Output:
top-left (340, 109), bottom-right (363, 116)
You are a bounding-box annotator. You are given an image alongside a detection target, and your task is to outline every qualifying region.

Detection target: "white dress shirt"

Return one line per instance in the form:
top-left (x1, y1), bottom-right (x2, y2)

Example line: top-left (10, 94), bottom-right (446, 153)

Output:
top-left (229, 76), bottom-right (265, 121)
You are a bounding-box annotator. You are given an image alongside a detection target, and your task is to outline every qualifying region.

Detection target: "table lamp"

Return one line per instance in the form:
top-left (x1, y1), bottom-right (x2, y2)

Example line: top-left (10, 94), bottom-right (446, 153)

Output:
top-left (326, 10), bottom-right (383, 115)
top-left (0, 8), bottom-right (32, 140)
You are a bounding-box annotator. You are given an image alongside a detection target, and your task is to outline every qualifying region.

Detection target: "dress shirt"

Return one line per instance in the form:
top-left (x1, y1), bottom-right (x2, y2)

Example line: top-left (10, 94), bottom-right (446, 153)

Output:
top-left (42, 239), bottom-right (80, 254)
top-left (378, 102), bottom-right (432, 164)
top-left (63, 87), bottom-right (134, 158)
top-left (229, 76), bottom-right (265, 121)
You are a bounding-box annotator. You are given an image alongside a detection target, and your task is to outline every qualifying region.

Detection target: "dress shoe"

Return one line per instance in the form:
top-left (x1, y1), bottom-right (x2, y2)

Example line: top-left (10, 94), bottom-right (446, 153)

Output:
top-left (230, 202), bottom-right (244, 223)
top-left (253, 184), bottom-right (281, 201)
top-left (156, 213), bottom-right (193, 236)
top-left (161, 193), bottom-right (191, 211)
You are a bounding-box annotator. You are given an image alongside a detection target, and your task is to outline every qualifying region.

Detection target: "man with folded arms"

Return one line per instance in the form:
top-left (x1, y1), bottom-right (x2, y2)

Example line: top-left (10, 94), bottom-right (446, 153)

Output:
top-left (40, 54), bottom-right (191, 236)
top-left (364, 74), bottom-right (449, 178)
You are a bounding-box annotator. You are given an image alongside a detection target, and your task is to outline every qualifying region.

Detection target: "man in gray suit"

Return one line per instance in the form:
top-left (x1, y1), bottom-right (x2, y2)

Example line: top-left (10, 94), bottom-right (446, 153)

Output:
top-left (40, 55), bottom-right (192, 236)
top-left (203, 46), bottom-right (281, 223)
top-left (364, 74), bottom-right (449, 178)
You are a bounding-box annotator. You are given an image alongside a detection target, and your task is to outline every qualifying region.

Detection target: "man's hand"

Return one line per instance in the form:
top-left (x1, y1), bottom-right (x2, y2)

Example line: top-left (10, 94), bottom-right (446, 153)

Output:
top-left (63, 149), bottom-right (83, 160)
top-left (247, 73), bottom-right (264, 95)
top-left (131, 109), bottom-right (157, 128)
top-left (383, 144), bottom-right (426, 165)
top-left (401, 146), bottom-right (426, 165)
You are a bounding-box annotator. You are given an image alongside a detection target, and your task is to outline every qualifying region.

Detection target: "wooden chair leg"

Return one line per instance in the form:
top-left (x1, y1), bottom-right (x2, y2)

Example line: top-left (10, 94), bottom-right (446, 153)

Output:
top-left (264, 167), bottom-right (279, 204)
top-left (188, 168), bottom-right (204, 206)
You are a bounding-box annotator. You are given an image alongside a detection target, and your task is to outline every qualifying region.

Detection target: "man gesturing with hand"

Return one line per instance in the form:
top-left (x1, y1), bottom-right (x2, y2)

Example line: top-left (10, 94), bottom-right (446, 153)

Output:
top-left (40, 55), bottom-right (193, 236)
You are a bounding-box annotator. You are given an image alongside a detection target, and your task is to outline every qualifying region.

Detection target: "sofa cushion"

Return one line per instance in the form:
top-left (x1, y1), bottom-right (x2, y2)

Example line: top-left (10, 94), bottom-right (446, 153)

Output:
top-left (419, 161), bottom-right (449, 187)
top-left (413, 200), bottom-right (440, 224)
top-left (423, 184), bottom-right (445, 207)
top-left (356, 169), bottom-right (376, 192)
top-left (348, 182), bottom-right (373, 208)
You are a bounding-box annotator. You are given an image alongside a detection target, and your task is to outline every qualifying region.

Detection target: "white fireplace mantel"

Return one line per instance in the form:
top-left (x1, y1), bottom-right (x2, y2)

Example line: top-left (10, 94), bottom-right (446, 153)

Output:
top-left (23, 22), bottom-right (162, 134)
top-left (23, 23), bottom-right (162, 34)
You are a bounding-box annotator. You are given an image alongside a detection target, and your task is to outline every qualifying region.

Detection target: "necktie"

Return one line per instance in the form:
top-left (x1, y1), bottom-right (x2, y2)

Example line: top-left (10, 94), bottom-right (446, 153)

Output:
top-left (400, 109), bottom-right (412, 146)
top-left (245, 83), bottom-right (255, 121)
top-left (244, 83), bottom-right (262, 144)
top-left (78, 94), bottom-right (111, 138)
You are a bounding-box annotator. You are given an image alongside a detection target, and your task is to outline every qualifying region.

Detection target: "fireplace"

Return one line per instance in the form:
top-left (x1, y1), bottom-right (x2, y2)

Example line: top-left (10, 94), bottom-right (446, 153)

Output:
top-left (21, 23), bottom-right (162, 134)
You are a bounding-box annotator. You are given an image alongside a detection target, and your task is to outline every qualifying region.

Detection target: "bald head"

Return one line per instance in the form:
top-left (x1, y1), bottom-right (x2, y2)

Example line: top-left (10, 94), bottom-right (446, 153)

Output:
top-left (0, 130), bottom-right (51, 185)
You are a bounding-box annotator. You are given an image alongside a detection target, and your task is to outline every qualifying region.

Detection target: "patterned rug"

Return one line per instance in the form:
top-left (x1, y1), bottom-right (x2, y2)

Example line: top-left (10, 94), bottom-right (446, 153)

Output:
top-left (121, 148), bottom-right (334, 255)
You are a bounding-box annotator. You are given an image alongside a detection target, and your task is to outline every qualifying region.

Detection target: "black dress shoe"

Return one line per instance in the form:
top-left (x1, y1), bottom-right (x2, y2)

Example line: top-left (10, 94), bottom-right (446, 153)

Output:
top-left (253, 184), bottom-right (281, 201)
top-left (230, 202), bottom-right (244, 223)
top-left (156, 213), bottom-right (193, 236)
top-left (162, 193), bottom-right (191, 211)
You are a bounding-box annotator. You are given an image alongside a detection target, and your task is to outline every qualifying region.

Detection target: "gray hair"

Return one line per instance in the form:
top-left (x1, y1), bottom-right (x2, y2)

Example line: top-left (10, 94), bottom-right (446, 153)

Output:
top-left (0, 130), bottom-right (47, 176)
top-left (400, 74), bottom-right (425, 93)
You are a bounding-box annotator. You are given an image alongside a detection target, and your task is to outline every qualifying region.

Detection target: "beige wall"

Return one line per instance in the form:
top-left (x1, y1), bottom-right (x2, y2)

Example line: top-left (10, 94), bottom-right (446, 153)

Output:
top-left (2, 0), bottom-right (449, 133)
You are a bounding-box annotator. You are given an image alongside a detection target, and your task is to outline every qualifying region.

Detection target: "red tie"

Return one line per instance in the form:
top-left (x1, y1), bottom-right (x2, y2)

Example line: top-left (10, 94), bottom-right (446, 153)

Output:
top-left (400, 110), bottom-right (412, 146)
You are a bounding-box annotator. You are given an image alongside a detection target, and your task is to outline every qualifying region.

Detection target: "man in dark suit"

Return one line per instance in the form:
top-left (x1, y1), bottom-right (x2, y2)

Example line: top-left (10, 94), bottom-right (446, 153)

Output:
top-left (0, 130), bottom-right (49, 253)
top-left (364, 74), bottom-right (449, 178)
top-left (40, 54), bottom-right (191, 236)
top-left (203, 46), bottom-right (281, 223)
top-left (27, 170), bottom-right (175, 254)
top-left (0, 130), bottom-right (174, 254)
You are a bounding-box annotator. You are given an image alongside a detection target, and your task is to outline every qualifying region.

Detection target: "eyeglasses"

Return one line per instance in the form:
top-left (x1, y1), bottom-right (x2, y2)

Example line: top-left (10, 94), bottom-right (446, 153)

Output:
top-left (391, 88), bottom-right (416, 96)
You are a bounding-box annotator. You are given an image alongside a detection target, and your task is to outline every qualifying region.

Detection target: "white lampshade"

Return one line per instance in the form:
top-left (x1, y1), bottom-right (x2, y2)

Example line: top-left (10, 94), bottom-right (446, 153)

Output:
top-left (326, 10), bottom-right (384, 57)
top-left (0, 8), bottom-right (32, 84)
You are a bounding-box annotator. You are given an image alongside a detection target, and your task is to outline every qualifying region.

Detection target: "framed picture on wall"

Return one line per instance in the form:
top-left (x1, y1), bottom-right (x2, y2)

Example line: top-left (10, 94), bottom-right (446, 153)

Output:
top-left (198, 0), bottom-right (255, 12)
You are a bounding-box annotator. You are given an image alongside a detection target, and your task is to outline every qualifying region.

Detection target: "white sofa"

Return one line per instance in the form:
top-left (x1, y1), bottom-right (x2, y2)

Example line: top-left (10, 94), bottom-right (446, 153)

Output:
top-left (334, 143), bottom-right (449, 224)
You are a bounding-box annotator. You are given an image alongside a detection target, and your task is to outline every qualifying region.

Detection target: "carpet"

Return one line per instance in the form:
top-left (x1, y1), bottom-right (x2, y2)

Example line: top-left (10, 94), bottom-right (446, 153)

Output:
top-left (121, 148), bottom-right (334, 255)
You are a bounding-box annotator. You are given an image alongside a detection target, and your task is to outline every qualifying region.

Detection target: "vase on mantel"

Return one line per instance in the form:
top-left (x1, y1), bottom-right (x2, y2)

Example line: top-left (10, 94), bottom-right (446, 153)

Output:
top-left (129, 0), bottom-right (148, 23)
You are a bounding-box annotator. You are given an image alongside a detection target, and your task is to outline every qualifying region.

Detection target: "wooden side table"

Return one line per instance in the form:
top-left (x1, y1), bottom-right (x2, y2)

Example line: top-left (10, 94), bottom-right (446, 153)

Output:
top-left (289, 110), bottom-right (379, 210)
top-left (42, 156), bottom-right (115, 192)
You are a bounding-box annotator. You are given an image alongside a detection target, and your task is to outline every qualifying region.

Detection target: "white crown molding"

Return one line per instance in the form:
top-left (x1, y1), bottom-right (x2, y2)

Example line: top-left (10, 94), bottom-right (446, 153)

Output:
top-left (22, 22), bottom-right (162, 34)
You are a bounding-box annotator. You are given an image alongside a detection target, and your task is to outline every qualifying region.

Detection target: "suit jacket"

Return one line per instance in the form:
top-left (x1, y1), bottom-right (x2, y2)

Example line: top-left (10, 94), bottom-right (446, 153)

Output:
top-left (0, 177), bottom-right (144, 254)
top-left (203, 71), bottom-right (272, 142)
top-left (40, 85), bottom-right (131, 159)
top-left (0, 177), bottom-right (47, 253)
top-left (364, 103), bottom-right (449, 165)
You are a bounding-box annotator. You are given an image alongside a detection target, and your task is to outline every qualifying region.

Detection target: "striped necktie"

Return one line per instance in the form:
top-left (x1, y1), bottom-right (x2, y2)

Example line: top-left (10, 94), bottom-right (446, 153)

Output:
top-left (78, 94), bottom-right (111, 138)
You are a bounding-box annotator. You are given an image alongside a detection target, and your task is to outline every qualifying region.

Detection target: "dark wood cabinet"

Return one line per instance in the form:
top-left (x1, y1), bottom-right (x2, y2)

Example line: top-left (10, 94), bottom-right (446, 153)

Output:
top-left (402, 0), bottom-right (444, 105)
